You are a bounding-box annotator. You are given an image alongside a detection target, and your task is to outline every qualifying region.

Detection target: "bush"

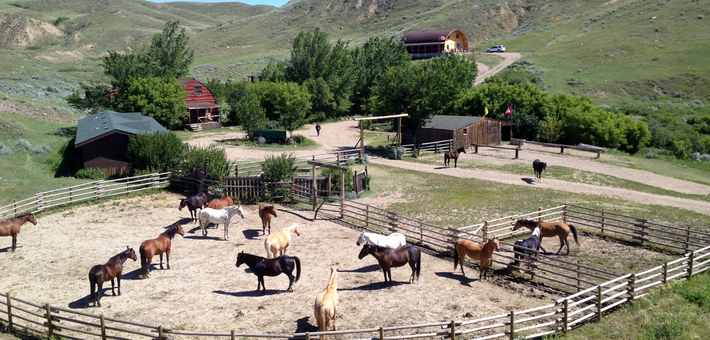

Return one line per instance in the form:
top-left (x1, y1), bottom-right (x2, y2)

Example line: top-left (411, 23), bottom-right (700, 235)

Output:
top-left (386, 145), bottom-right (406, 159)
top-left (126, 132), bottom-right (184, 173)
top-left (15, 138), bottom-right (32, 151)
top-left (321, 167), bottom-right (354, 192)
top-left (75, 168), bottom-right (106, 180)
top-left (31, 144), bottom-right (51, 154)
top-left (646, 148), bottom-right (659, 158)
top-left (262, 153), bottom-right (297, 182)
top-left (293, 135), bottom-right (306, 144)
top-left (0, 141), bottom-right (12, 155)
top-left (0, 117), bottom-right (28, 138)
top-left (358, 153), bottom-right (369, 164)
top-left (258, 136), bottom-right (266, 144)
top-left (53, 16), bottom-right (70, 25)
top-left (180, 145), bottom-right (233, 181)
top-left (346, 158), bottom-right (355, 166)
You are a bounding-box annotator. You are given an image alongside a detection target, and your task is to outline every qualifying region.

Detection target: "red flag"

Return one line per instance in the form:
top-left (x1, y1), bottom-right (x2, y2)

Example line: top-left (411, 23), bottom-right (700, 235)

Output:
top-left (505, 104), bottom-right (513, 115)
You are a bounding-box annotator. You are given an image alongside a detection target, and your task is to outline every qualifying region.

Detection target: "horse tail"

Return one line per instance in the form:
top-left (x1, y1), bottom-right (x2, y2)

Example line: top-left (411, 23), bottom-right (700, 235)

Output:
top-left (88, 268), bottom-right (96, 303)
top-left (294, 256), bottom-right (301, 282)
top-left (139, 245), bottom-right (147, 277)
top-left (264, 238), bottom-right (272, 258)
top-left (415, 249), bottom-right (421, 281)
top-left (569, 224), bottom-right (581, 246)
top-left (453, 241), bottom-right (460, 271)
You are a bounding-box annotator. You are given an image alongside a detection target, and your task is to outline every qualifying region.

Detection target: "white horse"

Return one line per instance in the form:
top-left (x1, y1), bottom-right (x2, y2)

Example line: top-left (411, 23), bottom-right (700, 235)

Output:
top-left (356, 231), bottom-right (406, 249)
top-left (264, 223), bottom-right (301, 258)
top-left (198, 206), bottom-right (245, 240)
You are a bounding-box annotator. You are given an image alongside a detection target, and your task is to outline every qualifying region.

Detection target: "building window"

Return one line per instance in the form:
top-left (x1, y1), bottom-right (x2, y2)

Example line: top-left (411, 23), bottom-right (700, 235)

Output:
top-left (463, 128), bottom-right (467, 136)
top-left (456, 34), bottom-right (460, 39)
top-left (194, 86), bottom-right (202, 95)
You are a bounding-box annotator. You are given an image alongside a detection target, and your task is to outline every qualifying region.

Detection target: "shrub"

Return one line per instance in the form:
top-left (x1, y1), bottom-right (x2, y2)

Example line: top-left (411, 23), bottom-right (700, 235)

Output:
top-left (53, 16), bottom-right (70, 25)
top-left (31, 144), bottom-right (51, 154)
top-left (126, 132), bottom-right (184, 173)
top-left (645, 148), bottom-right (659, 158)
top-left (346, 158), bottom-right (355, 166)
top-left (258, 136), bottom-right (267, 144)
top-left (358, 153), bottom-right (369, 164)
top-left (180, 145), bottom-right (233, 181)
top-left (386, 145), bottom-right (406, 159)
top-left (0, 141), bottom-right (12, 155)
top-left (293, 135), bottom-right (306, 144)
top-left (262, 153), bottom-right (297, 182)
top-left (321, 167), bottom-right (354, 192)
top-left (75, 168), bottom-right (106, 180)
top-left (0, 117), bottom-right (28, 137)
top-left (15, 138), bottom-right (32, 151)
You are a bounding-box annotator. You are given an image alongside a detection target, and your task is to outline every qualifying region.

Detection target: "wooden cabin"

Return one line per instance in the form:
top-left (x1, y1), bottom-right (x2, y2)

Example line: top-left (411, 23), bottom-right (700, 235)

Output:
top-left (74, 110), bottom-right (167, 176)
top-left (177, 78), bottom-right (221, 131)
top-left (401, 29), bottom-right (470, 59)
top-left (402, 115), bottom-right (513, 149)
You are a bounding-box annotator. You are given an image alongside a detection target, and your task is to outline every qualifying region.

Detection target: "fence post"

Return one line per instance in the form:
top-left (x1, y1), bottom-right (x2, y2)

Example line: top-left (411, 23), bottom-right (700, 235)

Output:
top-left (515, 148), bottom-right (519, 159)
top-left (688, 252), bottom-right (695, 278)
top-left (379, 326), bottom-right (384, 340)
top-left (6, 292), bottom-right (13, 331)
top-left (482, 221), bottom-right (488, 239)
top-left (597, 285), bottom-right (602, 322)
top-left (601, 211), bottom-right (605, 234)
top-left (509, 310), bottom-right (515, 340)
top-left (204, 158), bottom-right (210, 180)
top-left (685, 227), bottom-right (691, 252)
top-left (354, 171), bottom-right (358, 194)
top-left (312, 163), bottom-right (317, 211)
top-left (663, 262), bottom-right (668, 284)
top-left (538, 207), bottom-right (542, 222)
top-left (100, 315), bottom-right (107, 340)
top-left (561, 146), bottom-right (564, 154)
top-left (158, 326), bottom-right (164, 340)
top-left (337, 153), bottom-right (340, 165)
top-left (13, 199), bottom-right (17, 216)
top-left (95, 182), bottom-right (100, 199)
top-left (327, 173), bottom-right (332, 199)
top-left (45, 303), bottom-right (53, 337)
top-left (577, 260), bottom-right (581, 292)
top-left (562, 203), bottom-right (568, 223)
top-left (340, 170), bottom-right (345, 219)
top-left (366, 205), bottom-right (370, 228)
top-left (563, 298), bottom-right (569, 335)
top-left (305, 332), bottom-right (310, 340)
top-left (420, 221), bottom-right (424, 243)
top-left (450, 320), bottom-right (456, 340)
top-left (231, 330), bottom-right (236, 340)
top-left (235, 164), bottom-right (239, 177)
top-left (629, 273), bottom-right (636, 304)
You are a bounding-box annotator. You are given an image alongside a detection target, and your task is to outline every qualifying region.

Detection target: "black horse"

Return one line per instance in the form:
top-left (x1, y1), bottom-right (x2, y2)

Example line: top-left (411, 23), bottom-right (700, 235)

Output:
top-left (444, 147), bottom-right (466, 168)
top-left (179, 192), bottom-right (208, 221)
top-left (236, 251), bottom-right (301, 295)
top-left (533, 159), bottom-right (547, 182)
top-left (513, 226), bottom-right (542, 267)
top-left (358, 244), bottom-right (421, 286)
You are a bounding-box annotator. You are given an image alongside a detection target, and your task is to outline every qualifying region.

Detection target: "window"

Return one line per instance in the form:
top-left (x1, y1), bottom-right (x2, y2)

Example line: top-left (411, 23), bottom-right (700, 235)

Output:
top-left (463, 128), bottom-right (467, 136)
top-left (194, 85), bottom-right (202, 95)
top-left (456, 34), bottom-right (460, 39)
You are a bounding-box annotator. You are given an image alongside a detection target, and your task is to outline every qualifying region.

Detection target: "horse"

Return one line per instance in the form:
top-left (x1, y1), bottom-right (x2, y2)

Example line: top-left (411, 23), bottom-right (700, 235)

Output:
top-left (513, 219), bottom-right (580, 255)
top-left (532, 159), bottom-right (547, 182)
top-left (139, 224), bottom-right (185, 279)
top-left (179, 192), bottom-right (208, 221)
top-left (258, 203), bottom-right (278, 235)
top-left (314, 268), bottom-right (339, 339)
top-left (88, 247), bottom-right (137, 307)
top-left (444, 147), bottom-right (466, 168)
top-left (264, 223), bottom-right (301, 258)
top-left (357, 244), bottom-right (421, 286)
top-left (198, 205), bottom-right (245, 240)
top-left (356, 231), bottom-right (406, 249)
top-left (207, 196), bottom-right (234, 210)
top-left (0, 213), bottom-right (37, 252)
top-left (235, 251), bottom-right (301, 295)
top-left (453, 237), bottom-right (500, 281)
top-left (513, 226), bottom-right (543, 267)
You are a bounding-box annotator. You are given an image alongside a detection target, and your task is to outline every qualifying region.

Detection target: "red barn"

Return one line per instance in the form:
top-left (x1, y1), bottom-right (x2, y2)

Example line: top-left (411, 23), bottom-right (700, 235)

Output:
top-left (178, 78), bottom-right (221, 131)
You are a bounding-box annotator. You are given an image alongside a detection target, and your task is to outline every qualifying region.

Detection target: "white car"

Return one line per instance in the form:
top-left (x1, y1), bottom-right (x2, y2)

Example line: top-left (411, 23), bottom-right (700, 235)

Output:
top-left (486, 45), bottom-right (506, 53)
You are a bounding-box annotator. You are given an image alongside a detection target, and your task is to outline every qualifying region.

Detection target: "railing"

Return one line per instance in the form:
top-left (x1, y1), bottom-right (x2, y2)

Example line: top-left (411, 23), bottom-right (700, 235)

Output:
top-left (511, 139), bottom-right (604, 158)
top-left (232, 149), bottom-right (361, 177)
top-left (401, 139), bottom-right (453, 155)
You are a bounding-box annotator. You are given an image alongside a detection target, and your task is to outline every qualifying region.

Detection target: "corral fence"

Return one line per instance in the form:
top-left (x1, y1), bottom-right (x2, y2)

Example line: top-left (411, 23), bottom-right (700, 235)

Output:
top-left (230, 149), bottom-right (361, 177)
top-left (510, 138), bottom-right (604, 158)
top-left (2, 178), bottom-right (710, 339)
top-left (401, 139), bottom-right (453, 156)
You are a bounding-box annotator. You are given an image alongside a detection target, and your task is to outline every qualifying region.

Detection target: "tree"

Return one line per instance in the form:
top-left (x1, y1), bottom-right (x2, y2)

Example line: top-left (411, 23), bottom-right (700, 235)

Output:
top-left (66, 83), bottom-right (113, 113)
top-left (117, 77), bottom-right (188, 128)
top-left (254, 82), bottom-right (311, 135)
top-left (143, 20), bottom-right (194, 79)
top-left (224, 81), bottom-right (266, 137)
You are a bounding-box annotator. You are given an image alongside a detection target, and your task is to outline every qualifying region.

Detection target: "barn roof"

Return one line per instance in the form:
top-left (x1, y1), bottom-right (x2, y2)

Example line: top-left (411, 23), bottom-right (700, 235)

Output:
top-left (177, 78), bottom-right (199, 85)
top-left (423, 115), bottom-right (484, 130)
top-left (401, 29), bottom-right (460, 44)
top-left (75, 110), bottom-right (167, 147)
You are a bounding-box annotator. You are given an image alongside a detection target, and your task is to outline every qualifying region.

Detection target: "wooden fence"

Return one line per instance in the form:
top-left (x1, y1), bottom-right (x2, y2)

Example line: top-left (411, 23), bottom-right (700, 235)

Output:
top-left (231, 149), bottom-right (361, 177)
top-left (401, 139), bottom-right (453, 155)
top-left (471, 143), bottom-right (522, 159)
top-left (511, 139), bottom-right (604, 158)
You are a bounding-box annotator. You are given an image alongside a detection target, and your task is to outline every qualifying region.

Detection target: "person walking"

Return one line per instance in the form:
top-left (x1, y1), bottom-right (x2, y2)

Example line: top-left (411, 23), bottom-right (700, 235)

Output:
top-left (315, 122), bottom-right (321, 136)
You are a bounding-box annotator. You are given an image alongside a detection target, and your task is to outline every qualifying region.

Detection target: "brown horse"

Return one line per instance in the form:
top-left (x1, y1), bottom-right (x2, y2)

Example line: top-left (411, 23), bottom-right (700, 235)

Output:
top-left (179, 193), bottom-right (208, 221)
top-left (139, 224), bottom-right (185, 279)
top-left (259, 203), bottom-right (278, 235)
top-left (89, 247), bottom-right (137, 307)
top-left (314, 268), bottom-right (339, 339)
top-left (453, 237), bottom-right (500, 281)
top-left (207, 196), bottom-right (234, 210)
top-left (0, 213), bottom-right (38, 252)
top-left (358, 244), bottom-right (421, 286)
top-left (444, 147), bottom-right (466, 168)
top-left (513, 219), bottom-right (580, 255)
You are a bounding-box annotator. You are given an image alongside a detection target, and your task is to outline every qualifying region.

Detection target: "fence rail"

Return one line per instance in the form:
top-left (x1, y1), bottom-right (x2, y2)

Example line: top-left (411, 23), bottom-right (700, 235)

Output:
top-left (231, 149), bottom-right (361, 177)
top-left (401, 139), bottom-right (453, 155)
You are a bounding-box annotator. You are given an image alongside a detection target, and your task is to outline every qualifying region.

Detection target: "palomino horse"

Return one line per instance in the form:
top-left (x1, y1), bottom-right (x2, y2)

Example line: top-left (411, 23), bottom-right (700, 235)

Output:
top-left (198, 205), bottom-right (245, 240)
top-left (139, 224), bottom-right (185, 279)
top-left (264, 223), bottom-right (301, 258)
top-left (179, 192), bottom-right (208, 221)
top-left (207, 196), bottom-right (234, 210)
top-left (453, 237), bottom-right (500, 281)
top-left (314, 268), bottom-right (339, 339)
top-left (0, 213), bottom-right (37, 252)
top-left (358, 244), bottom-right (421, 286)
top-left (258, 203), bottom-right (278, 235)
top-left (89, 247), bottom-right (137, 307)
top-left (513, 226), bottom-right (542, 267)
top-left (444, 147), bottom-right (466, 168)
top-left (356, 231), bottom-right (406, 249)
top-left (513, 219), bottom-right (580, 255)
top-left (236, 251), bottom-right (301, 295)
top-left (532, 159), bottom-right (547, 182)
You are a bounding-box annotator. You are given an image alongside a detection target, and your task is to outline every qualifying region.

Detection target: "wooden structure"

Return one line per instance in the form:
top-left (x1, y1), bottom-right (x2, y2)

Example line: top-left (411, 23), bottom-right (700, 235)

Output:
top-left (401, 115), bottom-right (513, 149)
top-left (401, 29), bottom-right (470, 59)
top-left (177, 78), bottom-right (221, 131)
top-left (74, 110), bottom-right (167, 176)
top-left (512, 139), bottom-right (604, 159)
top-left (354, 114), bottom-right (409, 156)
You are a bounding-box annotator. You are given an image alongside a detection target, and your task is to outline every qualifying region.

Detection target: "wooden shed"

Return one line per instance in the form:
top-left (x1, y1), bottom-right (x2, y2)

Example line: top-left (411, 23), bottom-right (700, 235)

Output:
top-left (177, 78), bottom-right (221, 131)
top-left (401, 29), bottom-right (470, 59)
top-left (74, 110), bottom-right (167, 176)
top-left (402, 115), bottom-right (513, 149)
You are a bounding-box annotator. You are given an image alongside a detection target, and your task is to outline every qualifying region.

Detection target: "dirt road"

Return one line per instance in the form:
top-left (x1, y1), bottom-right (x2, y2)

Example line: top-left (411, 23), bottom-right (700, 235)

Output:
top-left (475, 52), bottom-right (522, 85)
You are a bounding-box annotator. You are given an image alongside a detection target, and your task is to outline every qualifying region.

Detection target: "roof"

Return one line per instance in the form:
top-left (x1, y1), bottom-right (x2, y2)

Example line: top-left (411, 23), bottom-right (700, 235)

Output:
top-left (75, 110), bottom-right (167, 147)
top-left (177, 78), bottom-right (200, 86)
top-left (401, 29), bottom-right (460, 44)
top-left (187, 101), bottom-right (221, 109)
top-left (422, 115), bottom-right (484, 130)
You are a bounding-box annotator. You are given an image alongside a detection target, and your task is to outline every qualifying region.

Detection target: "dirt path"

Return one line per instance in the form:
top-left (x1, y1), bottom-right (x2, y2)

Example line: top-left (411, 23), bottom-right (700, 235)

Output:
top-left (474, 52), bottom-right (522, 85)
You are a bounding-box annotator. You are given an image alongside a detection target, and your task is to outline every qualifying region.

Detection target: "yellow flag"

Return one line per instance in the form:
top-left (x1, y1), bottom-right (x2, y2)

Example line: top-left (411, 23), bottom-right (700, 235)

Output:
top-left (484, 107), bottom-right (488, 117)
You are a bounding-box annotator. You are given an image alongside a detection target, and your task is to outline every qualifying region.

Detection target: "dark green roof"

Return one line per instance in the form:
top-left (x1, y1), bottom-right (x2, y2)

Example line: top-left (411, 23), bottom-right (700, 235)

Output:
top-left (75, 110), bottom-right (167, 147)
top-left (423, 115), bottom-right (484, 131)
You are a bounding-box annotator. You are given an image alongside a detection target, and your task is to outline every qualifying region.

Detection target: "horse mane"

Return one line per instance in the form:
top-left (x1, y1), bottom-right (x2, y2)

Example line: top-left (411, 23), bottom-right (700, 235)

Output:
top-left (162, 225), bottom-right (181, 239)
top-left (519, 219), bottom-right (538, 225)
top-left (240, 252), bottom-right (264, 261)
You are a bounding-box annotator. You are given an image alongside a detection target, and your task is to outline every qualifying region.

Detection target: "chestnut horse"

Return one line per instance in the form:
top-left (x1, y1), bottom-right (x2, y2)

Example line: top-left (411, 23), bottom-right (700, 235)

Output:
top-left (513, 219), bottom-right (580, 255)
top-left (88, 247), bottom-right (137, 307)
top-left (207, 196), bottom-right (234, 210)
top-left (179, 193), bottom-right (207, 221)
top-left (314, 268), bottom-right (339, 339)
top-left (0, 213), bottom-right (38, 252)
top-left (264, 223), bottom-right (301, 258)
top-left (444, 147), bottom-right (466, 168)
top-left (453, 237), bottom-right (500, 281)
top-left (139, 224), bottom-right (185, 279)
top-left (358, 244), bottom-right (421, 286)
top-left (258, 203), bottom-right (278, 235)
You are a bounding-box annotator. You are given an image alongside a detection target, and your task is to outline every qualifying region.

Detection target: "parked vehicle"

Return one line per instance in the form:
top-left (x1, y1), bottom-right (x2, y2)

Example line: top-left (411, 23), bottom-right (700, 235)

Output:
top-left (486, 45), bottom-right (506, 53)
top-left (253, 130), bottom-right (287, 144)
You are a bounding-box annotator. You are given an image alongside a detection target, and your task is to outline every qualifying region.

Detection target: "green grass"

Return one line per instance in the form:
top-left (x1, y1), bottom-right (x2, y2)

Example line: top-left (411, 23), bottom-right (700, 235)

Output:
top-left (608, 150), bottom-right (710, 186)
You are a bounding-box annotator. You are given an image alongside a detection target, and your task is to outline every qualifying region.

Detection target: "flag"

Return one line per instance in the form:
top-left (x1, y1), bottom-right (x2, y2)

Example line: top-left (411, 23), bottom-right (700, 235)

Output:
top-left (505, 104), bottom-right (513, 116)
top-left (440, 35), bottom-right (447, 41)
top-left (484, 107), bottom-right (488, 117)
